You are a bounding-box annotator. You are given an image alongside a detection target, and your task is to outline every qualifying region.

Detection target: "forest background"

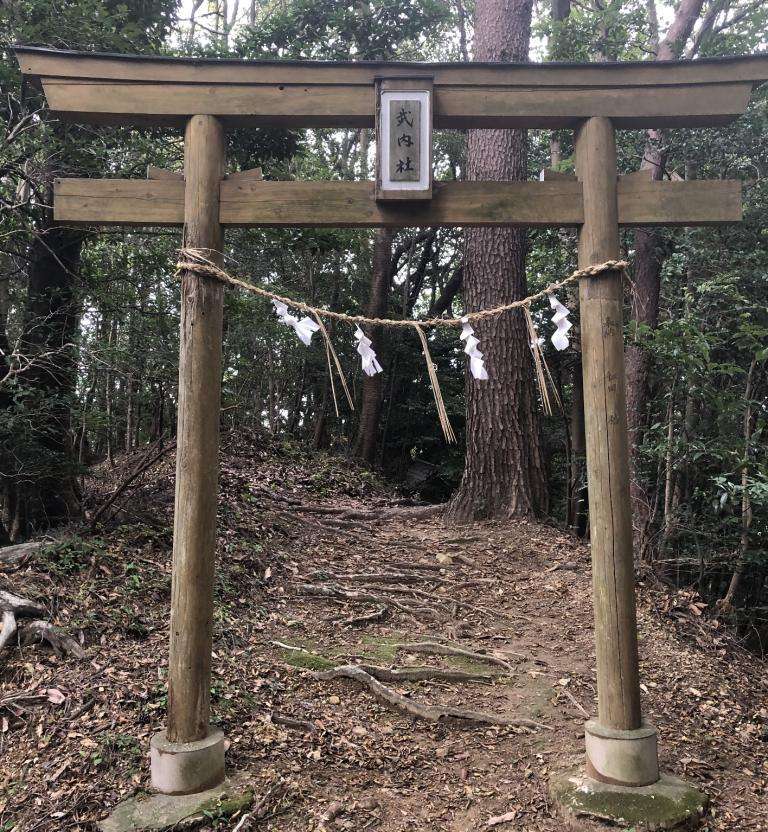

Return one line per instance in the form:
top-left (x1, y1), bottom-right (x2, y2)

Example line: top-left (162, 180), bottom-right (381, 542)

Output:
top-left (1, 0), bottom-right (767, 641)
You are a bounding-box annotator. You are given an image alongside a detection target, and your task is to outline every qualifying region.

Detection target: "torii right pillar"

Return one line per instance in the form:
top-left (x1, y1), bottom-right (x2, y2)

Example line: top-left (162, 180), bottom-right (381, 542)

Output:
top-left (550, 117), bottom-right (708, 829)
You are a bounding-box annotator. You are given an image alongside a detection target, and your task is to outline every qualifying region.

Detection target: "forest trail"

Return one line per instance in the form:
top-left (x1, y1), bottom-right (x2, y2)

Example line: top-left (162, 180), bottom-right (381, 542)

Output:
top-left (2, 436), bottom-right (767, 831)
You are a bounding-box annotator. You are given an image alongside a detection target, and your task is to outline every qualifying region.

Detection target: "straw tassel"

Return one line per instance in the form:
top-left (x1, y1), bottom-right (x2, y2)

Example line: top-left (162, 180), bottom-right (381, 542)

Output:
top-left (312, 311), bottom-right (354, 415)
top-left (412, 323), bottom-right (456, 444)
top-left (523, 306), bottom-right (554, 417)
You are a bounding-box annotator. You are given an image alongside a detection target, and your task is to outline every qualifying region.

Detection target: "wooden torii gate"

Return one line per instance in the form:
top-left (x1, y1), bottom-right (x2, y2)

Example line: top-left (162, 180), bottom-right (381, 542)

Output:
top-left (16, 46), bottom-right (768, 819)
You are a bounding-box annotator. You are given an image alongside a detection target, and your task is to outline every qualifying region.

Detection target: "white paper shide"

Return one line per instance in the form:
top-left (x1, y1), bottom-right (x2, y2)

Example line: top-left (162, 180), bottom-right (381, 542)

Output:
top-left (549, 295), bottom-right (572, 351)
top-left (272, 300), bottom-right (320, 346)
top-left (354, 326), bottom-right (383, 376)
top-left (459, 316), bottom-right (489, 380)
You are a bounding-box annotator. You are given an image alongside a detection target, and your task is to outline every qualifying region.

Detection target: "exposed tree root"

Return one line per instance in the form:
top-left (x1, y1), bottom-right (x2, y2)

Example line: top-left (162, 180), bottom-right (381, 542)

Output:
top-left (311, 665), bottom-right (546, 729)
top-left (269, 712), bottom-right (317, 733)
top-left (342, 606), bottom-right (389, 626)
top-left (307, 570), bottom-right (446, 585)
top-left (394, 641), bottom-right (522, 672)
top-left (298, 504), bottom-right (444, 524)
top-left (297, 583), bottom-right (441, 621)
top-left (0, 590), bottom-right (84, 659)
top-left (388, 560), bottom-right (443, 572)
top-left (0, 542), bottom-right (43, 569)
top-left (355, 663), bottom-right (494, 683)
top-left (0, 590), bottom-right (45, 618)
top-left (0, 610), bottom-right (18, 653)
top-left (20, 620), bottom-right (86, 659)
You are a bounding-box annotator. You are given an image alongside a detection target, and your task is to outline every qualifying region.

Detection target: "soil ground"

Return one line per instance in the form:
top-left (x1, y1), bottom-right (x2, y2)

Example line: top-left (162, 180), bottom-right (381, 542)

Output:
top-left (2, 436), bottom-right (767, 831)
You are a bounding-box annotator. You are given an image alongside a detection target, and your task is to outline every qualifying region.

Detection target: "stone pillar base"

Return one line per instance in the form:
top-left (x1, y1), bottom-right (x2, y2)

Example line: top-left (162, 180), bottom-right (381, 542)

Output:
top-left (585, 719), bottom-right (659, 786)
top-left (150, 728), bottom-right (225, 795)
top-left (550, 772), bottom-right (708, 831)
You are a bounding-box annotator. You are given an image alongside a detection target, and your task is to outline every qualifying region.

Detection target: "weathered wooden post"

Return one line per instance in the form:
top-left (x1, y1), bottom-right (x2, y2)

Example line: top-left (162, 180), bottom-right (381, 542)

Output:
top-left (575, 116), bottom-right (647, 749)
top-left (150, 114), bottom-right (227, 795)
top-left (550, 116), bottom-right (706, 825)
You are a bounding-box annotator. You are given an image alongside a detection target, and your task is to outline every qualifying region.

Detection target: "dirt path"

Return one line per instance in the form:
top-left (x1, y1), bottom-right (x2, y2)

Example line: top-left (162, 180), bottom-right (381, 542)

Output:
top-left (1, 446), bottom-right (767, 831)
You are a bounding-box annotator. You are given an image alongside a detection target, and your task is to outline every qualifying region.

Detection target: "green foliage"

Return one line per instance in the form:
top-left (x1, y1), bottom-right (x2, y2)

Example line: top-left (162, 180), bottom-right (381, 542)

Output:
top-left (236, 0), bottom-right (453, 61)
top-left (41, 535), bottom-right (106, 574)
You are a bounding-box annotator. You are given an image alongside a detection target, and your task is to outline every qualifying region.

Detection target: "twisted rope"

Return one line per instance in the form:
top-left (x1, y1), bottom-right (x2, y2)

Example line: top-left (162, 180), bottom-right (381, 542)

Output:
top-left (175, 248), bottom-right (628, 329)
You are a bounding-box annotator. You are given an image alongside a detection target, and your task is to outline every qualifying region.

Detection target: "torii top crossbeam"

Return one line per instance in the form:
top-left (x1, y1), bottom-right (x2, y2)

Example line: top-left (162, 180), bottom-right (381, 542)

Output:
top-left (15, 46), bottom-right (768, 128)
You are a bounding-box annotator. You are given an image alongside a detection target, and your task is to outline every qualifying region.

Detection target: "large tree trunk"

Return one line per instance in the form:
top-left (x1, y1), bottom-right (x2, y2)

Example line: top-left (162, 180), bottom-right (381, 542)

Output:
top-left (17, 222), bottom-right (84, 530)
top-left (354, 228), bottom-right (392, 464)
top-left (626, 0), bottom-right (705, 555)
top-left (0, 260), bottom-right (13, 544)
top-left (445, 0), bottom-right (547, 523)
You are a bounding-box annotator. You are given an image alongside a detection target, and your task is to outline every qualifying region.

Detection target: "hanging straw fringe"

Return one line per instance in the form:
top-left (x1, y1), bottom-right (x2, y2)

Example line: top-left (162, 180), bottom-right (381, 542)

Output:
top-left (312, 311), bottom-right (354, 414)
top-left (523, 306), bottom-right (554, 417)
top-left (412, 323), bottom-right (456, 444)
top-left (175, 248), bottom-right (627, 330)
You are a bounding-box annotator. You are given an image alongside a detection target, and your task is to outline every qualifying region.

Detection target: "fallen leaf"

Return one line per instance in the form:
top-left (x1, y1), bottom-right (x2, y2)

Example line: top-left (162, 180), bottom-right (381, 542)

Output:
top-left (487, 810), bottom-right (518, 827)
top-left (46, 688), bottom-right (66, 705)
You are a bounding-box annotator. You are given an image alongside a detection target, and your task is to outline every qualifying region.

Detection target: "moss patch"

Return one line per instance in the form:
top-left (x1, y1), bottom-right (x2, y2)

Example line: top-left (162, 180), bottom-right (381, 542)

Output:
top-left (99, 775), bottom-right (254, 832)
top-left (278, 646), bottom-right (336, 671)
top-left (198, 788), bottom-right (254, 819)
top-left (359, 633), bottom-right (406, 664)
top-left (550, 772), bottom-right (708, 831)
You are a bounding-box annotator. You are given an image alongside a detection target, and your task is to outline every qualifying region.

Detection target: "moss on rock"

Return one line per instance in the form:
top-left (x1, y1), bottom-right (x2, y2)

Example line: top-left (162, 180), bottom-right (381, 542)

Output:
top-left (550, 771), bottom-right (708, 831)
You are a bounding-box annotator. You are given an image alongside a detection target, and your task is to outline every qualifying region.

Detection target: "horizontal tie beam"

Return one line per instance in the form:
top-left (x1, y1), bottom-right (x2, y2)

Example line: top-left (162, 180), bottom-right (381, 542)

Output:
top-left (53, 178), bottom-right (742, 229)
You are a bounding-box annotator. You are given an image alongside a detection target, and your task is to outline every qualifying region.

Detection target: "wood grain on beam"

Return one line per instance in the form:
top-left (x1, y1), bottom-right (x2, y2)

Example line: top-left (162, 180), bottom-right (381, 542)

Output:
top-left (55, 179), bottom-right (186, 225)
top-left (617, 179), bottom-right (741, 225)
top-left (16, 47), bottom-right (768, 88)
top-left (146, 165), bottom-right (183, 180)
top-left (39, 79), bottom-right (752, 129)
top-left (53, 178), bottom-right (742, 228)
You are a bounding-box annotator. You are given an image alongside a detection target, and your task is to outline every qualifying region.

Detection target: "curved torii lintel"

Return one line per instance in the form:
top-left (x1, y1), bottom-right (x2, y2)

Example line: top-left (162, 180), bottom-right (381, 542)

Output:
top-left (14, 45), bottom-right (768, 129)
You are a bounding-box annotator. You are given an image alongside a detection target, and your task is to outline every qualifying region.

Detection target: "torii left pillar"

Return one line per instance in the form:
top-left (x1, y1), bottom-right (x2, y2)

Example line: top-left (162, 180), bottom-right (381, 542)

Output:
top-left (150, 115), bottom-right (228, 794)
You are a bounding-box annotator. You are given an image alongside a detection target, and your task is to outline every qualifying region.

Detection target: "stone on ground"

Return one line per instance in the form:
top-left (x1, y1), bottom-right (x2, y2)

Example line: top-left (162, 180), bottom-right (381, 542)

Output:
top-left (549, 771), bottom-right (708, 831)
top-left (98, 773), bottom-right (254, 832)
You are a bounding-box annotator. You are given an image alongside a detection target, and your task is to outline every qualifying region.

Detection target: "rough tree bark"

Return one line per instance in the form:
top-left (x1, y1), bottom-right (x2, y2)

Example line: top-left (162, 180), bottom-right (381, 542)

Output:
top-left (15, 222), bottom-right (84, 533)
top-left (354, 228), bottom-right (393, 463)
top-left (445, 0), bottom-right (547, 523)
top-left (626, 0), bottom-right (706, 555)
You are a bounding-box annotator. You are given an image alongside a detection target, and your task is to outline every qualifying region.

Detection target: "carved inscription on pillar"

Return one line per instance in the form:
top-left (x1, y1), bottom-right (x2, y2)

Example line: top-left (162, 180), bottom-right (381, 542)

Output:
top-left (389, 99), bottom-right (420, 182)
top-left (375, 78), bottom-right (433, 201)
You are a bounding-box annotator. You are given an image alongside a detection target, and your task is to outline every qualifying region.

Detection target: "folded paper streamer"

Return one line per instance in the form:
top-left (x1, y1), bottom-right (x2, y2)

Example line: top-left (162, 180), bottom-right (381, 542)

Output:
top-left (273, 300), bottom-right (320, 346)
top-left (459, 317), bottom-right (489, 380)
top-left (549, 295), bottom-right (572, 351)
top-left (354, 326), bottom-right (383, 376)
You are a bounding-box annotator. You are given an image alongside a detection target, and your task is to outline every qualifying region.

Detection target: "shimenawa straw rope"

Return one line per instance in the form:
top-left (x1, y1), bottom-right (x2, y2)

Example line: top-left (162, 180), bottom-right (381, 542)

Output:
top-left (174, 248), bottom-right (626, 442)
top-left (175, 248), bottom-right (627, 329)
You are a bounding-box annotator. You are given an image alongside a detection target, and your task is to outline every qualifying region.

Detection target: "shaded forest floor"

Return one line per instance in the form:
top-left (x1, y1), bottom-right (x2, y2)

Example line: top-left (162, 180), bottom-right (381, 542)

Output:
top-left (2, 434), bottom-right (767, 831)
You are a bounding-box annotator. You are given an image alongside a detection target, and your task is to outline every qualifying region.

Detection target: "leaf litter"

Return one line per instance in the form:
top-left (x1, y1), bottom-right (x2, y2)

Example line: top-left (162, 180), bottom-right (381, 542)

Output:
top-left (1, 433), bottom-right (767, 831)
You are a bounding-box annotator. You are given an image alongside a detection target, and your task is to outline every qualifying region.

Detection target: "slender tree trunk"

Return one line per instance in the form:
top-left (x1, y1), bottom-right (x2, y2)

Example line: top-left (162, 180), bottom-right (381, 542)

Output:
top-left (660, 387), bottom-right (677, 557)
top-left (105, 316), bottom-right (117, 467)
top-left (720, 357), bottom-right (758, 608)
top-left (287, 357), bottom-right (307, 436)
top-left (445, 0), bottom-right (547, 523)
top-left (354, 228), bottom-right (392, 463)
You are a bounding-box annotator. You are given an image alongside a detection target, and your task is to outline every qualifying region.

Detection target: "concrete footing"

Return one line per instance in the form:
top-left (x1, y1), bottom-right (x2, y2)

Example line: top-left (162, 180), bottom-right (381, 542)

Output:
top-left (99, 773), bottom-right (253, 832)
top-left (550, 771), bottom-right (708, 831)
top-left (585, 719), bottom-right (659, 786)
top-left (150, 728), bottom-right (225, 795)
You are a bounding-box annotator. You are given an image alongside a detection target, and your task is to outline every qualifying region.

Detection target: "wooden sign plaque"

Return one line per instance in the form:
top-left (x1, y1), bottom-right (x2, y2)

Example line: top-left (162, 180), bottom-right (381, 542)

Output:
top-left (375, 77), bottom-right (433, 201)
